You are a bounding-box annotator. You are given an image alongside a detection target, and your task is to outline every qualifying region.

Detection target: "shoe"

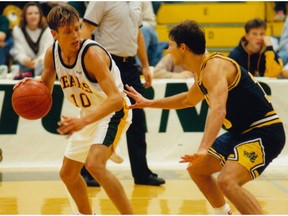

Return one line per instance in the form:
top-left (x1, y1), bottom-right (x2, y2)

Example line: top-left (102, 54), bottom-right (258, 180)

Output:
top-left (83, 176), bottom-right (100, 187)
top-left (134, 174), bottom-right (165, 186)
top-left (13, 71), bottom-right (33, 80)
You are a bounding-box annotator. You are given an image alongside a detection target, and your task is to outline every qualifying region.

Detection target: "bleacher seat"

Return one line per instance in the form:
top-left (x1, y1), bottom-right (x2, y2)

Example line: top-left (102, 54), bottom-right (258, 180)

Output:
top-left (156, 2), bottom-right (265, 24)
top-left (155, 2), bottom-right (283, 56)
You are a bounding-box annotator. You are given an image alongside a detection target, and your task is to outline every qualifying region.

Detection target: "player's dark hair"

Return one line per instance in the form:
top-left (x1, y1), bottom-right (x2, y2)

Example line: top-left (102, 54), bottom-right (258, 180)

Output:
top-left (169, 20), bottom-right (206, 55)
top-left (47, 4), bottom-right (79, 31)
top-left (244, 18), bottom-right (266, 34)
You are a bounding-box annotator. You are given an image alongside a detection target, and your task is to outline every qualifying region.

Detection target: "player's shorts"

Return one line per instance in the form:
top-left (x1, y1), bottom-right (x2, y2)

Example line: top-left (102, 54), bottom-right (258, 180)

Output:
top-left (64, 101), bottom-right (132, 163)
top-left (208, 123), bottom-right (285, 179)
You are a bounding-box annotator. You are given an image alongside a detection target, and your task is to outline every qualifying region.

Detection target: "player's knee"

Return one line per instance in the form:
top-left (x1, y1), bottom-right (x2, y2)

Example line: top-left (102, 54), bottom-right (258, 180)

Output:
top-left (187, 164), bottom-right (201, 180)
top-left (85, 161), bottom-right (105, 179)
top-left (216, 174), bottom-right (236, 195)
top-left (59, 166), bottom-right (76, 183)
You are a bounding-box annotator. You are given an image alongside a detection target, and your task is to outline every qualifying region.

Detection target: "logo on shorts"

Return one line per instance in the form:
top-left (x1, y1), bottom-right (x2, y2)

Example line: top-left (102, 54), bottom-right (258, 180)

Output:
top-left (244, 150), bottom-right (258, 163)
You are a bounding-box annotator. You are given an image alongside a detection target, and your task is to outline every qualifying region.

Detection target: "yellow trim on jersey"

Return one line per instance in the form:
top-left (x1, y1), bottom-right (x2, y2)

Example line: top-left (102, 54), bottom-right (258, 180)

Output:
top-left (223, 119), bottom-right (232, 129)
top-left (265, 110), bottom-right (276, 117)
top-left (112, 99), bottom-right (130, 151)
top-left (208, 147), bottom-right (226, 166)
top-left (199, 52), bottom-right (242, 92)
top-left (215, 54), bottom-right (242, 91)
top-left (243, 118), bottom-right (282, 134)
top-left (243, 113), bottom-right (281, 134)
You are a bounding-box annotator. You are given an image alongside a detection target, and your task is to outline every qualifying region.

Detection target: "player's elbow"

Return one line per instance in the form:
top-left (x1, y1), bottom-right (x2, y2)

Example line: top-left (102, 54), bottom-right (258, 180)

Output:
top-left (214, 106), bottom-right (226, 120)
top-left (112, 94), bottom-right (124, 111)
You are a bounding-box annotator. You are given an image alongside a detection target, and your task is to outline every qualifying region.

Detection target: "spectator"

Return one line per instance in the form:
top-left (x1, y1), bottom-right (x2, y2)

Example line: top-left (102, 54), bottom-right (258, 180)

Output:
top-left (228, 18), bottom-right (283, 77)
top-left (10, 2), bottom-right (54, 79)
top-left (40, 1), bottom-right (67, 18)
top-left (276, 16), bottom-right (288, 66)
top-left (0, 2), bottom-right (27, 29)
top-left (140, 1), bottom-right (167, 67)
top-left (0, 1), bottom-right (27, 74)
top-left (268, 16), bottom-right (288, 78)
top-left (153, 54), bottom-right (193, 79)
top-left (275, 16), bottom-right (288, 79)
top-left (0, 14), bottom-right (12, 66)
top-left (82, 2), bottom-right (165, 186)
top-left (274, 2), bottom-right (287, 21)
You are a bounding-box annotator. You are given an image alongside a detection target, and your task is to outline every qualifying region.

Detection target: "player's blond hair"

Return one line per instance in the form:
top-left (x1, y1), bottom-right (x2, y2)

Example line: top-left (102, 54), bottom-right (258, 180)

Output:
top-left (47, 4), bottom-right (79, 32)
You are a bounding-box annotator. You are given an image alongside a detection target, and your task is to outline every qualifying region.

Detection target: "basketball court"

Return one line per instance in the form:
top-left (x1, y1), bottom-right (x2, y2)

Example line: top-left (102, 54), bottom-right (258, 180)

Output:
top-left (0, 166), bottom-right (288, 214)
top-left (1, 78), bottom-right (288, 214)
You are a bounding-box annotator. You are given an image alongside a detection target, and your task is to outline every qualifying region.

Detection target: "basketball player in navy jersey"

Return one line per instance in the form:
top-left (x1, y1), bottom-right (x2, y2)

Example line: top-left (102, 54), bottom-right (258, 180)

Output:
top-left (14, 5), bottom-right (133, 214)
top-left (124, 20), bottom-right (286, 214)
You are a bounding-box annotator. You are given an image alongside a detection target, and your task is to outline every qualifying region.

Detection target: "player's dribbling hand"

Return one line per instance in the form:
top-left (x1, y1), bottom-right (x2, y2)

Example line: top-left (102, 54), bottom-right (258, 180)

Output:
top-left (13, 78), bottom-right (34, 90)
top-left (124, 84), bottom-right (150, 109)
top-left (57, 115), bottom-right (85, 138)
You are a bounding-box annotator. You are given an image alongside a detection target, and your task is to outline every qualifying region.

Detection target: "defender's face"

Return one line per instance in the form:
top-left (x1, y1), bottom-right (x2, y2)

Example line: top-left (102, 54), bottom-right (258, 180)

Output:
top-left (168, 40), bottom-right (182, 65)
top-left (52, 22), bottom-right (81, 53)
top-left (245, 27), bottom-right (266, 53)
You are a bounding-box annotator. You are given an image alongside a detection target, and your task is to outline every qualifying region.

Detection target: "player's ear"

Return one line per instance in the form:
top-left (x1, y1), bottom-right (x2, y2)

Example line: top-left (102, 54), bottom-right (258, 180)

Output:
top-left (180, 43), bottom-right (188, 51)
top-left (50, 29), bottom-right (58, 40)
top-left (244, 34), bottom-right (249, 42)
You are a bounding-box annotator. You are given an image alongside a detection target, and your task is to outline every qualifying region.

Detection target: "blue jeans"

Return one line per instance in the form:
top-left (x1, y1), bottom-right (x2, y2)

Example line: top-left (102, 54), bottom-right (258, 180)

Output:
top-left (139, 26), bottom-right (168, 66)
top-left (278, 50), bottom-right (288, 65)
top-left (0, 36), bottom-right (13, 65)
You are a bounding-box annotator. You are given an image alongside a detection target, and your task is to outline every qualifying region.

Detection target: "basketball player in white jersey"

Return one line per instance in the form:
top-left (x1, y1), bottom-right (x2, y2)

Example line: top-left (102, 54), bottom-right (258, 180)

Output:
top-left (14, 5), bottom-right (133, 214)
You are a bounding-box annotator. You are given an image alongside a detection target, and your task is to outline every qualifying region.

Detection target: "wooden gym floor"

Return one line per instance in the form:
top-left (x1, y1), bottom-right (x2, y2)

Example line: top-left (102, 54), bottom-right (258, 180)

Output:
top-left (0, 166), bottom-right (288, 215)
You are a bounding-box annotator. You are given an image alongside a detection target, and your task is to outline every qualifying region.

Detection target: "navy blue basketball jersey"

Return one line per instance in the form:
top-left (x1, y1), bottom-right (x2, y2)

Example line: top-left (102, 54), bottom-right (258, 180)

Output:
top-left (197, 53), bottom-right (281, 136)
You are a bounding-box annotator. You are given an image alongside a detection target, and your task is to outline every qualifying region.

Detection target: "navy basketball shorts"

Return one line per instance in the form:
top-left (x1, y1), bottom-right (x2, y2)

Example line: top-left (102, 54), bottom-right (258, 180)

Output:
top-left (208, 123), bottom-right (285, 179)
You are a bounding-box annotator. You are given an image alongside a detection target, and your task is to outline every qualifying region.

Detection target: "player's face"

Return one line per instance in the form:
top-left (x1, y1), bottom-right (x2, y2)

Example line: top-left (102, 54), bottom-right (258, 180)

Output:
top-left (245, 27), bottom-right (266, 53)
top-left (53, 22), bottom-right (82, 53)
top-left (168, 40), bottom-right (183, 65)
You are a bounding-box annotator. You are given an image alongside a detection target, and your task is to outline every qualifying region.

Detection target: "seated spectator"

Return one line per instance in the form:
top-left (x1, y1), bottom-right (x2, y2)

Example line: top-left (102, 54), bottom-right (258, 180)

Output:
top-left (0, 14), bottom-right (12, 67)
top-left (10, 2), bottom-right (54, 79)
top-left (228, 18), bottom-right (283, 77)
top-left (141, 1), bottom-right (168, 66)
top-left (281, 65), bottom-right (288, 78)
top-left (153, 54), bottom-right (193, 79)
top-left (274, 2), bottom-right (287, 21)
top-left (0, 2), bottom-right (27, 29)
top-left (276, 16), bottom-right (288, 66)
top-left (40, 1), bottom-right (67, 18)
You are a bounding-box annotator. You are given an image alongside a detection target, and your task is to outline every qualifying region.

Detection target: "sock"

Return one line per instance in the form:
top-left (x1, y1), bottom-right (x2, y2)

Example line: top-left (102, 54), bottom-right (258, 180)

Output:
top-left (214, 203), bottom-right (232, 215)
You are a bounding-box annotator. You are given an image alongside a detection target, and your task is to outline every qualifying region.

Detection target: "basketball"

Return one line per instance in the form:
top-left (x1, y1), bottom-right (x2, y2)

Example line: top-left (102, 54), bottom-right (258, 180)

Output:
top-left (12, 79), bottom-right (52, 120)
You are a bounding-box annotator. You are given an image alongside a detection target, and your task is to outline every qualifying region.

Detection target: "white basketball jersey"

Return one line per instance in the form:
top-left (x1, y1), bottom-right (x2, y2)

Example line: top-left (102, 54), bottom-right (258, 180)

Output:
top-left (53, 39), bottom-right (126, 113)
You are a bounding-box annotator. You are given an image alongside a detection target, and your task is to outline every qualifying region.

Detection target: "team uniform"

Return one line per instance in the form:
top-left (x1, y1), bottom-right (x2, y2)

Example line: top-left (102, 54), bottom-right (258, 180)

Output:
top-left (53, 39), bottom-right (132, 163)
top-left (197, 53), bottom-right (286, 179)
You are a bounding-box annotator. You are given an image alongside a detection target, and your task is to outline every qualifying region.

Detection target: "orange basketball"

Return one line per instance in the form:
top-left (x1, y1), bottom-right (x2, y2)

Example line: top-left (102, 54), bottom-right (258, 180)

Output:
top-left (12, 80), bottom-right (52, 120)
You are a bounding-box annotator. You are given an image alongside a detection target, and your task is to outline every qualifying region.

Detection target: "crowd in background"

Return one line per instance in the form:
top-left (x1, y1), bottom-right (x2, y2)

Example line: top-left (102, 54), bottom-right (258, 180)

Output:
top-left (1, 1), bottom-right (288, 80)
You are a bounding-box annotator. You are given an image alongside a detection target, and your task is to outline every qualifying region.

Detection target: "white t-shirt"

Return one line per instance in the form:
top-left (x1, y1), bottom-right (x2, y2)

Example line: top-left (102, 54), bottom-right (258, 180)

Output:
top-left (83, 1), bottom-right (143, 57)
